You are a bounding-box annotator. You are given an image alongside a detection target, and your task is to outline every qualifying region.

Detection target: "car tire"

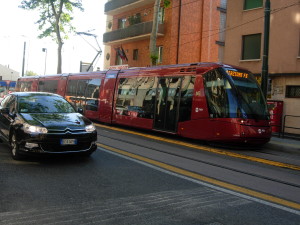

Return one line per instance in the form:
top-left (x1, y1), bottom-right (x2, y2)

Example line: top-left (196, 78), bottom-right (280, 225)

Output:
top-left (10, 133), bottom-right (22, 160)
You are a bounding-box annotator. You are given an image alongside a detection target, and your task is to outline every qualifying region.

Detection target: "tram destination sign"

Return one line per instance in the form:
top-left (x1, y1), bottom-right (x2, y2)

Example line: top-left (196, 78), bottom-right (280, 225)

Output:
top-left (227, 70), bottom-right (249, 79)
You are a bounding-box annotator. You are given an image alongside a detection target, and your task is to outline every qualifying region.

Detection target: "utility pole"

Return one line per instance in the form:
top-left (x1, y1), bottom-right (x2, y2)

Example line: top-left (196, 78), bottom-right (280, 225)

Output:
top-left (22, 41), bottom-right (26, 77)
top-left (261, 0), bottom-right (270, 98)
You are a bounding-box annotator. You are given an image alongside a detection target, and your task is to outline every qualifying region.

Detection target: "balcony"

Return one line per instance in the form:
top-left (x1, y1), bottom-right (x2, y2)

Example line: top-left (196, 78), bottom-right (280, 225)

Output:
top-left (105, 0), bottom-right (155, 15)
top-left (103, 21), bottom-right (164, 45)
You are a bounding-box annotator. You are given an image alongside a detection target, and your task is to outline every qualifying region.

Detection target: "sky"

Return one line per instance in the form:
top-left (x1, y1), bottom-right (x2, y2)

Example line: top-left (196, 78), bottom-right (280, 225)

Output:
top-left (0, 0), bottom-right (106, 75)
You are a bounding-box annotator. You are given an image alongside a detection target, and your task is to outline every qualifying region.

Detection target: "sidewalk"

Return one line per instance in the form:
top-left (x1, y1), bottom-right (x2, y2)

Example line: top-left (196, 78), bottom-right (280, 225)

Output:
top-left (268, 136), bottom-right (300, 151)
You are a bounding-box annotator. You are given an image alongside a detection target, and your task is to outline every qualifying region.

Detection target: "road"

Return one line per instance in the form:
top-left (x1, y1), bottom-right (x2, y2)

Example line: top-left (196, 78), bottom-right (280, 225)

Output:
top-left (0, 124), bottom-right (299, 224)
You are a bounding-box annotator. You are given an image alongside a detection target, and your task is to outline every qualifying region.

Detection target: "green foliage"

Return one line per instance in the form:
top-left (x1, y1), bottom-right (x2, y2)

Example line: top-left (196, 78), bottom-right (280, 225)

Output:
top-left (25, 70), bottom-right (38, 76)
top-left (150, 54), bottom-right (159, 66)
top-left (20, 0), bottom-right (83, 73)
top-left (19, 0), bottom-right (83, 42)
top-left (164, 0), bottom-right (171, 8)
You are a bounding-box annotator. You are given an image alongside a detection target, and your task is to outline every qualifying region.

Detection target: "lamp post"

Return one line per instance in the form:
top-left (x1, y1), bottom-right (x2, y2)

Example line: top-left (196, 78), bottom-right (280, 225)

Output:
top-left (42, 48), bottom-right (47, 75)
top-left (261, 0), bottom-right (271, 99)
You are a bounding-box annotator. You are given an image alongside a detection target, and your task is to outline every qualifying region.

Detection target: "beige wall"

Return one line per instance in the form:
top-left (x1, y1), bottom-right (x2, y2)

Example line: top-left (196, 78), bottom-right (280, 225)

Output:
top-left (224, 0), bottom-right (300, 135)
top-left (0, 65), bottom-right (19, 81)
top-left (271, 76), bottom-right (300, 135)
top-left (224, 0), bottom-right (300, 74)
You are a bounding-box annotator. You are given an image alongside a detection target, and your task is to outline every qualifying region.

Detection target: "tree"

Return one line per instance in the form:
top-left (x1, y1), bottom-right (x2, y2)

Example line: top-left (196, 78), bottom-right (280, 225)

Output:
top-left (20, 0), bottom-right (83, 74)
top-left (25, 70), bottom-right (38, 76)
top-left (149, 0), bottom-right (170, 66)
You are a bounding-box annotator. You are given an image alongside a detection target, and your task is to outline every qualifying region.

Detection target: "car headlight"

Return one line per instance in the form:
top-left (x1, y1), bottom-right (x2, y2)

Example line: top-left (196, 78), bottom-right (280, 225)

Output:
top-left (85, 124), bottom-right (96, 132)
top-left (23, 123), bottom-right (48, 134)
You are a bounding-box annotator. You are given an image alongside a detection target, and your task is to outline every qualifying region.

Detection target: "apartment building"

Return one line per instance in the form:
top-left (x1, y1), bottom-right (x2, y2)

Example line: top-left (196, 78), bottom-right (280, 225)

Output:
top-left (223, 0), bottom-right (300, 135)
top-left (103, 0), bottom-right (227, 69)
top-left (0, 64), bottom-right (19, 81)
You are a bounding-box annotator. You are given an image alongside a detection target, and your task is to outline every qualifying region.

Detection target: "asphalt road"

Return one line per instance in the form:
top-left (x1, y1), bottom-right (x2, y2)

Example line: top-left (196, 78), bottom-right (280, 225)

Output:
top-left (0, 126), bottom-right (299, 224)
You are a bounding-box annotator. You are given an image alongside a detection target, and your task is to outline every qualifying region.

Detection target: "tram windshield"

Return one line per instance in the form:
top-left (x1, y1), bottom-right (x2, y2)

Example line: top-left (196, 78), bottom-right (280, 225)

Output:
top-left (204, 69), bottom-right (269, 120)
top-left (225, 69), bottom-right (269, 120)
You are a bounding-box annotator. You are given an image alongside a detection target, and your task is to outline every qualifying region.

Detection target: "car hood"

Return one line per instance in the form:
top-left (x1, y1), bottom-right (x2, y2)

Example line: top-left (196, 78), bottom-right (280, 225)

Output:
top-left (20, 113), bottom-right (91, 130)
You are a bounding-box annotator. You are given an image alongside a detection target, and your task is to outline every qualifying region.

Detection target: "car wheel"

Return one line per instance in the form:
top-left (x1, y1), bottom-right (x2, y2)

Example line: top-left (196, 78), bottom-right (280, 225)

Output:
top-left (10, 133), bottom-right (22, 160)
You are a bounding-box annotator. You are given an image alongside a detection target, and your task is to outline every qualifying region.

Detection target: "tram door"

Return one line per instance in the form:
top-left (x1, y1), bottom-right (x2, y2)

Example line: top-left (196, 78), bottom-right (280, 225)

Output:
top-left (153, 77), bottom-right (182, 132)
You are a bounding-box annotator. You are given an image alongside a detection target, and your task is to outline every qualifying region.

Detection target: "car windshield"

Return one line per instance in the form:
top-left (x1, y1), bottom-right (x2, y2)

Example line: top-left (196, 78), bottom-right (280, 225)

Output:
top-left (17, 95), bottom-right (76, 113)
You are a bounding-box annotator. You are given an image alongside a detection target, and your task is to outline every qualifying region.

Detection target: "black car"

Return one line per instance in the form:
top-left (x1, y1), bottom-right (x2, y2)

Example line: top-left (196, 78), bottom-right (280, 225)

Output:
top-left (0, 92), bottom-right (97, 160)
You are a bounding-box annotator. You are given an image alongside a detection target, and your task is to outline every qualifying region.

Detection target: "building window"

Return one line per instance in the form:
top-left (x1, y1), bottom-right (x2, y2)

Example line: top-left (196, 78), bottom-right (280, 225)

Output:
top-left (128, 13), bottom-right (141, 26)
top-left (133, 49), bottom-right (139, 60)
top-left (242, 34), bottom-right (261, 60)
top-left (244, 0), bottom-right (263, 10)
top-left (157, 46), bottom-right (163, 64)
top-left (118, 18), bottom-right (127, 29)
top-left (286, 86), bottom-right (300, 98)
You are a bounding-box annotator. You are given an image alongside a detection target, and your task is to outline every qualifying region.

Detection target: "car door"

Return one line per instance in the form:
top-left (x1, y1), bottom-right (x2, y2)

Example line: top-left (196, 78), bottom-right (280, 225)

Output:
top-left (0, 95), bottom-right (16, 141)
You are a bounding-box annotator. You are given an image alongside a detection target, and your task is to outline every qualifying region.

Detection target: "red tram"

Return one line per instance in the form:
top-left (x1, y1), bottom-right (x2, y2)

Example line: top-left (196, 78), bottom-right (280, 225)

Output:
top-left (16, 63), bottom-right (271, 145)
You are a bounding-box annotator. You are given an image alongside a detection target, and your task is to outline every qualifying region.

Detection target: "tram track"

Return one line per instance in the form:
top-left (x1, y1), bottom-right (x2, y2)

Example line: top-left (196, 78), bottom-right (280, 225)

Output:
top-left (95, 123), bottom-right (300, 171)
top-left (97, 132), bottom-right (300, 190)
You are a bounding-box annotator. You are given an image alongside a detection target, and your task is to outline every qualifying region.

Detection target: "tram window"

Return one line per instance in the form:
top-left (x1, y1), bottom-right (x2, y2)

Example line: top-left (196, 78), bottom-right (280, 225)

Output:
top-left (179, 76), bottom-right (195, 122)
top-left (116, 78), bottom-right (137, 115)
top-left (66, 80), bottom-right (78, 108)
top-left (38, 81), bottom-right (45, 92)
top-left (20, 81), bottom-right (32, 92)
top-left (85, 79), bottom-right (101, 111)
top-left (66, 80), bottom-right (78, 96)
top-left (85, 79), bottom-right (101, 98)
top-left (204, 70), bottom-right (229, 118)
top-left (77, 80), bottom-right (89, 97)
top-left (141, 77), bottom-right (156, 119)
top-left (116, 77), bottom-right (156, 119)
top-left (39, 80), bottom-right (58, 93)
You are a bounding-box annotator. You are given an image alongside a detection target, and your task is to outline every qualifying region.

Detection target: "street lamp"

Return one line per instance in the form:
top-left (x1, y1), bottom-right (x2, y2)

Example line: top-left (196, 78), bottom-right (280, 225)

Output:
top-left (42, 48), bottom-right (47, 75)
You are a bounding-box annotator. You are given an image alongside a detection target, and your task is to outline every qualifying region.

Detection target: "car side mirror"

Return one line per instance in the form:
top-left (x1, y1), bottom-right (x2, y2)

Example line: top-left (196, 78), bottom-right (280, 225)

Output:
top-left (9, 112), bottom-right (17, 119)
top-left (77, 108), bottom-right (84, 114)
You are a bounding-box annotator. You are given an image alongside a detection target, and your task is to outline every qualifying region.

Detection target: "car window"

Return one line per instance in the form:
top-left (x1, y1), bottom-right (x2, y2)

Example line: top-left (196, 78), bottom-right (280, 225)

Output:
top-left (1, 95), bottom-right (16, 113)
top-left (0, 95), bottom-right (12, 107)
top-left (18, 95), bottom-right (76, 113)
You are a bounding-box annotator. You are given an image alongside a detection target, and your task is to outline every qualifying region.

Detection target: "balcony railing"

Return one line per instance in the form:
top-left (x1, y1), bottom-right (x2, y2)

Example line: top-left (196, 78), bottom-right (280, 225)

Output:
top-left (103, 21), bottom-right (164, 45)
top-left (105, 0), bottom-right (155, 15)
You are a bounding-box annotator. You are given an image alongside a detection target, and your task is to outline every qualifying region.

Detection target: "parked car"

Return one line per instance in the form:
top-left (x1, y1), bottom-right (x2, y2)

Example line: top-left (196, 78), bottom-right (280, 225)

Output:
top-left (0, 92), bottom-right (97, 160)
